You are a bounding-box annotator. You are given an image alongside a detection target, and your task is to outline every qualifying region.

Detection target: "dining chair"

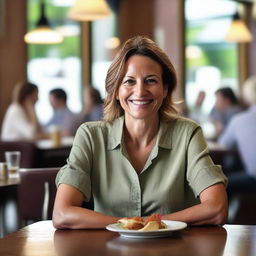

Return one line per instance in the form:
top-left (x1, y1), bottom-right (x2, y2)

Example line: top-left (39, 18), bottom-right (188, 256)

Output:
top-left (17, 167), bottom-right (60, 225)
top-left (229, 193), bottom-right (256, 225)
top-left (0, 140), bottom-right (37, 168)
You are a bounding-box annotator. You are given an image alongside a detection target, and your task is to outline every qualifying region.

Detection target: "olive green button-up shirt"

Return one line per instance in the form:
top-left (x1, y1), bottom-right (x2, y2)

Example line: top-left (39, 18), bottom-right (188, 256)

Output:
top-left (56, 116), bottom-right (227, 217)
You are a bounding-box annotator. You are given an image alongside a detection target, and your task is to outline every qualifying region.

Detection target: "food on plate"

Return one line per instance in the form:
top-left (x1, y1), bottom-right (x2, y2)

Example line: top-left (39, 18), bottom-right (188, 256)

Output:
top-left (138, 220), bottom-right (160, 232)
top-left (117, 216), bottom-right (144, 230)
top-left (118, 214), bottom-right (167, 232)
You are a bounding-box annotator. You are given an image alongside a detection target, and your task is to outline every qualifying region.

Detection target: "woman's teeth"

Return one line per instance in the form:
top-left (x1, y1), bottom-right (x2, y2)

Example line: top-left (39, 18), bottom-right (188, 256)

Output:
top-left (130, 100), bottom-right (151, 105)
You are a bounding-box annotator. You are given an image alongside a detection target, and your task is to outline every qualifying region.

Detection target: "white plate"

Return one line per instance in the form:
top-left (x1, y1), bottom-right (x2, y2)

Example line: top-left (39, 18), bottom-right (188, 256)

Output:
top-left (106, 220), bottom-right (187, 239)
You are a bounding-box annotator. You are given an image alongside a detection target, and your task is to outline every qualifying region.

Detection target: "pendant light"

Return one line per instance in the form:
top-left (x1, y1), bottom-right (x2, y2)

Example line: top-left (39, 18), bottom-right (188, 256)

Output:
top-left (24, 0), bottom-right (63, 44)
top-left (68, 0), bottom-right (111, 21)
top-left (225, 12), bottom-right (253, 43)
top-left (104, 0), bottom-right (121, 50)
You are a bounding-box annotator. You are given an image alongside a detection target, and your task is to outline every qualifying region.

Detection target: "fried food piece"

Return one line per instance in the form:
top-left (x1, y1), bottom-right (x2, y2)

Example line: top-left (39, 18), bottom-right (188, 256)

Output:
top-left (138, 221), bottom-right (160, 232)
top-left (118, 214), bottom-right (167, 231)
top-left (118, 216), bottom-right (144, 230)
top-left (145, 213), bottom-right (167, 229)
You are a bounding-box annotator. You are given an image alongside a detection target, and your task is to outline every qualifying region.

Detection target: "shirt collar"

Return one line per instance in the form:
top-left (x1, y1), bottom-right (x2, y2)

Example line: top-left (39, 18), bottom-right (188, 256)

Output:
top-left (158, 119), bottom-right (174, 150)
top-left (107, 116), bottom-right (125, 150)
top-left (107, 116), bottom-right (174, 150)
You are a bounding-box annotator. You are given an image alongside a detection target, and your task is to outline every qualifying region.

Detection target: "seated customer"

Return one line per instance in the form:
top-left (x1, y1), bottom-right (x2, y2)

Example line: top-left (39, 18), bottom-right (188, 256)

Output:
top-left (1, 81), bottom-right (47, 141)
top-left (46, 88), bottom-right (76, 136)
top-left (75, 87), bottom-right (104, 129)
top-left (210, 87), bottom-right (242, 137)
top-left (189, 90), bottom-right (206, 124)
top-left (82, 87), bottom-right (103, 122)
top-left (219, 76), bottom-right (256, 196)
top-left (53, 36), bottom-right (227, 229)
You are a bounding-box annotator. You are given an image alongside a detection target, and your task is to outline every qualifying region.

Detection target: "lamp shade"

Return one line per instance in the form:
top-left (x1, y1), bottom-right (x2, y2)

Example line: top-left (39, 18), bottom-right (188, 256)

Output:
top-left (24, 27), bottom-right (64, 44)
top-left (68, 0), bottom-right (111, 21)
top-left (105, 36), bottom-right (120, 49)
top-left (225, 13), bottom-right (253, 43)
top-left (24, 1), bottom-right (63, 44)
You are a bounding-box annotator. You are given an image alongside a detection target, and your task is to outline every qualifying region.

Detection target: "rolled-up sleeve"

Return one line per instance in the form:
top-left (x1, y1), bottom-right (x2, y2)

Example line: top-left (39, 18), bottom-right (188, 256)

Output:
top-left (186, 126), bottom-right (228, 197)
top-left (56, 125), bottom-right (93, 201)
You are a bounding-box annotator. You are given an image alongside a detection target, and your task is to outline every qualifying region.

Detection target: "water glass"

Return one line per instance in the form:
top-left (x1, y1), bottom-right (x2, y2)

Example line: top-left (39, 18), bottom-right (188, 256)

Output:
top-left (5, 151), bottom-right (21, 177)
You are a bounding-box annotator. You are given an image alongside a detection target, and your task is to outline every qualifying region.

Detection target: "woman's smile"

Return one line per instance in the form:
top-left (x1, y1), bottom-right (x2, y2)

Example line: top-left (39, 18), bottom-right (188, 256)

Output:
top-left (128, 99), bottom-right (154, 105)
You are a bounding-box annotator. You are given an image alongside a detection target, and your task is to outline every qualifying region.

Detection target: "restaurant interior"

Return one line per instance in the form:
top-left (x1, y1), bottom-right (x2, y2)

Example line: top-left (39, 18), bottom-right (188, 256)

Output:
top-left (1, 0), bottom-right (256, 254)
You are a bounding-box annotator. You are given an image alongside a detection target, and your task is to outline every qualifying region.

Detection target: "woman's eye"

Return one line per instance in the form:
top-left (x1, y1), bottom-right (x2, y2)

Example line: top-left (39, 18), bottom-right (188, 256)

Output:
top-left (124, 79), bottom-right (135, 85)
top-left (146, 78), bottom-right (157, 84)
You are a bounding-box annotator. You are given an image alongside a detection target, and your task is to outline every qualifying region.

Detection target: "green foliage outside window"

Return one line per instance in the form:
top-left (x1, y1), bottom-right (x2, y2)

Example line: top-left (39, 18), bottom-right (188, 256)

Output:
top-left (27, 1), bottom-right (80, 59)
top-left (186, 23), bottom-right (237, 81)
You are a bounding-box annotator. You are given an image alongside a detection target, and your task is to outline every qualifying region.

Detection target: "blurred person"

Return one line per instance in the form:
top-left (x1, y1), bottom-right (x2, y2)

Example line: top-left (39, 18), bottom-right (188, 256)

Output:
top-left (189, 90), bottom-right (206, 124)
top-left (219, 76), bottom-right (256, 196)
top-left (210, 87), bottom-right (242, 137)
top-left (74, 87), bottom-right (104, 131)
top-left (82, 87), bottom-right (104, 122)
top-left (53, 36), bottom-right (227, 229)
top-left (46, 88), bottom-right (77, 136)
top-left (1, 81), bottom-right (47, 141)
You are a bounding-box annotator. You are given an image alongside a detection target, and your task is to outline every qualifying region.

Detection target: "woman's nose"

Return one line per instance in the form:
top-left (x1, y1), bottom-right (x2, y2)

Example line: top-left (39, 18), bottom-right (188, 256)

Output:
top-left (134, 81), bottom-right (146, 96)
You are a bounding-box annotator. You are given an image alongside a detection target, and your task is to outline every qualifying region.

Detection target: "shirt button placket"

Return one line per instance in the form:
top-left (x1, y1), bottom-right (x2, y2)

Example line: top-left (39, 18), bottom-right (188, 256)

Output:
top-left (131, 177), bottom-right (141, 216)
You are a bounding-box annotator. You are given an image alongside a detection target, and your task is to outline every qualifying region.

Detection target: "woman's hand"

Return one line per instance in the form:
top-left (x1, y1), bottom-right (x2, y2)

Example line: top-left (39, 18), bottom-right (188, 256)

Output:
top-left (53, 184), bottom-right (120, 229)
top-left (162, 183), bottom-right (228, 225)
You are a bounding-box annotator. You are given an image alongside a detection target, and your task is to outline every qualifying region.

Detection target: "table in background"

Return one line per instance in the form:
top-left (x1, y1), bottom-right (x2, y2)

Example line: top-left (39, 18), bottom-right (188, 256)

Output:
top-left (0, 137), bottom-right (73, 169)
top-left (207, 141), bottom-right (240, 166)
top-left (1, 221), bottom-right (256, 256)
top-left (35, 136), bottom-right (73, 167)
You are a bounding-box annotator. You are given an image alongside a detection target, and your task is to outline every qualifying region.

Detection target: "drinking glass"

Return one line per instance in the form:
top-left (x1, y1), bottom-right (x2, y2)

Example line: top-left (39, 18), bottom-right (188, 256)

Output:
top-left (5, 151), bottom-right (21, 178)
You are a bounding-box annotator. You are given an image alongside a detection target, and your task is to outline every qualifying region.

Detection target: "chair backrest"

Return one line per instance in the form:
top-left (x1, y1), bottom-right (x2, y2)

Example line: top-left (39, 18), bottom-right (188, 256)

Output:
top-left (17, 168), bottom-right (60, 222)
top-left (0, 141), bottom-right (37, 168)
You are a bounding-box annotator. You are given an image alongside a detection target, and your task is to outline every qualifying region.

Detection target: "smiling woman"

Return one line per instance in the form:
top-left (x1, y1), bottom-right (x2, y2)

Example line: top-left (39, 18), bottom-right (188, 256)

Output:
top-left (104, 36), bottom-right (177, 122)
top-left (117, 55), bottom-right (167, 123)
top-left (53, 36), bottom-right (228, 230)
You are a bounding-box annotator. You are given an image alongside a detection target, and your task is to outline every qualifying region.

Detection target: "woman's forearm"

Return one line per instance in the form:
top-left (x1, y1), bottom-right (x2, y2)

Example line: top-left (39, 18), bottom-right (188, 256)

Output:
top-left (163, 184), bottom-right (228, 225)
top-left (53, 206), bottom-right (120, 229)
top-left (162, 198), bottom-right (227, 225)
top-left (53, 184), bottom-right (120, 229)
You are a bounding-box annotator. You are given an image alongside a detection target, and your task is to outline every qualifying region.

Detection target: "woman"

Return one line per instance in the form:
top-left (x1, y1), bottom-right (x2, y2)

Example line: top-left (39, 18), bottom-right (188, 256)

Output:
top-left (53, 36), bottom-right (228, 229)
top-left (1, 81), bottom-right (47, 141)
top-left (83, 87), bottom-right (104, 122)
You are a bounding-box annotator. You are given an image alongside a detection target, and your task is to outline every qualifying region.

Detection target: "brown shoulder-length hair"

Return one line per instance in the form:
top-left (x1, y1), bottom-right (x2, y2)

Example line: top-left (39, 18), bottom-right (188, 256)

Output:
top-left (103, 35), bottom-right (178, 122)
top-left (13, 81), bottom-right (38, 105)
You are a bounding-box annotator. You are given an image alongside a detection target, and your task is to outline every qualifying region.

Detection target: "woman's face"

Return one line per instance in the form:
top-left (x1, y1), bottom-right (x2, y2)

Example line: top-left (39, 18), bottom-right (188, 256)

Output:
top-left (30, 89), bottom-right (39, 104)
top-left (117, 55), bottom-right (167, 122)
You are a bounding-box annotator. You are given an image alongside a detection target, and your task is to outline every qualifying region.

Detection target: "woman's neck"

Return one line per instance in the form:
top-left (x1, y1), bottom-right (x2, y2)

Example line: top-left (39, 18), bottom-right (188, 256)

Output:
top-left (124, 115), bottom-right (159, 148)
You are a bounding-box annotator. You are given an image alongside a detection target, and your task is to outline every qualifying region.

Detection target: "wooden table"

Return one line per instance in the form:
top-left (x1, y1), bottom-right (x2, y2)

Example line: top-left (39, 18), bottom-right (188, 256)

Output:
top-left (207, 141), bottom-right (239, 166)
top-left (0, 176), bottom-right (20, 188)
top-left (1, 221), bottom-right (256, 256)
top-left (35, 137), bottom-right (73, 168)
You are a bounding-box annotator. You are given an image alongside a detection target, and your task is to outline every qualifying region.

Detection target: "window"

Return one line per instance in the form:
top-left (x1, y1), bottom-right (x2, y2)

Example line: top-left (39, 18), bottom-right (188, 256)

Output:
top-left (27, 0), bottom-right (81, 124)
top-left (91, 13), bottom-right (118, 99)
top-left (185, 0), bottom-right (239, 117)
